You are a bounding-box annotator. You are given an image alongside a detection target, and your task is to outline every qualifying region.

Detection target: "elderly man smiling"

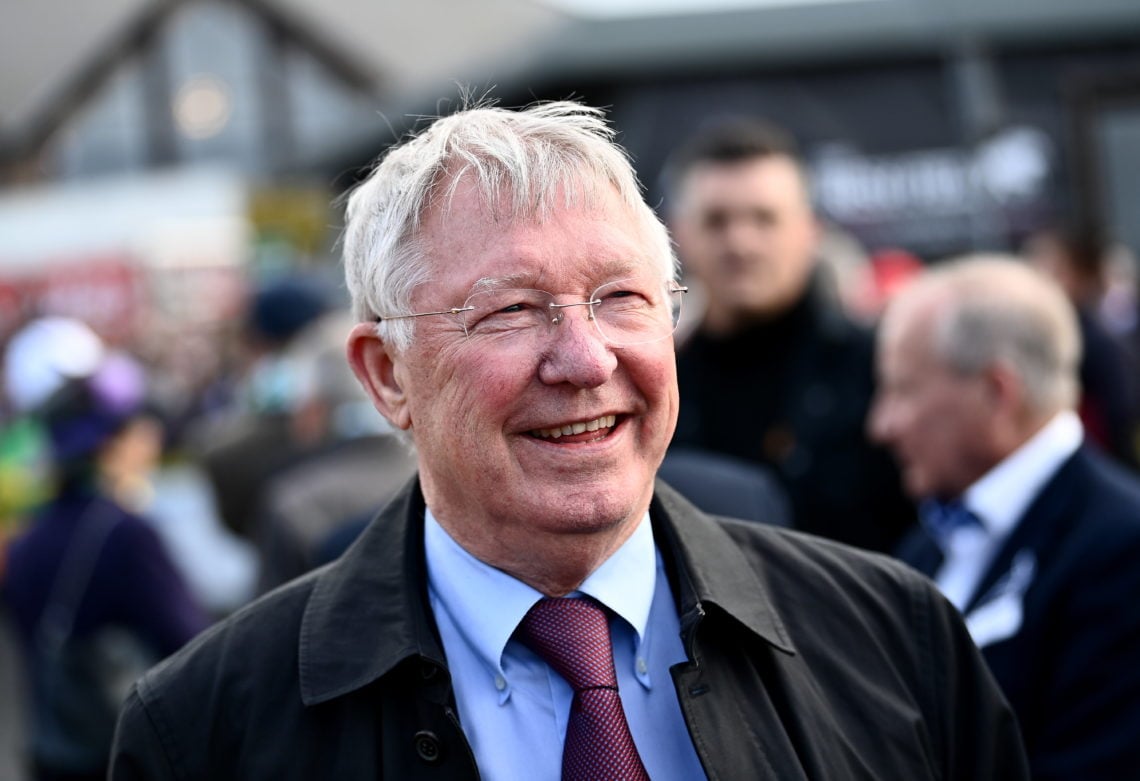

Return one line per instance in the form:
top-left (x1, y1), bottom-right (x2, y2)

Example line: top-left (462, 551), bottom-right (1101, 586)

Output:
top-left (109, 101), bottom-right (1027, 780)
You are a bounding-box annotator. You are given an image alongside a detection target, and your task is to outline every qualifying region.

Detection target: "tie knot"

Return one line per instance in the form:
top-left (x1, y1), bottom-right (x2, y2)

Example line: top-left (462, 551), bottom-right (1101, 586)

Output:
top-left (516, 597), bottom-right (616, 692)
top-left (920, 499), bottom-right (984, 549)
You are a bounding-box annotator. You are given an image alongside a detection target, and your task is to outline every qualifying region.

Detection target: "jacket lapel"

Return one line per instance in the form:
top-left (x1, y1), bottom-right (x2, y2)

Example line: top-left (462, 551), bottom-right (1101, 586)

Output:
top-left (652, 481), bottom-right (817, 779)
top-left (298, 477), bottom-right (445, 706)
top-left (651, 479), bottom-right (796, 653)
top-left (963, 451), bottom-right (1084, 618)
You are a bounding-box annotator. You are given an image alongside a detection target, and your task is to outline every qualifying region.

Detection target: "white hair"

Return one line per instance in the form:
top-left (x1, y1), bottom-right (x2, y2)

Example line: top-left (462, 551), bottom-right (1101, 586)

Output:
top-left (342, 99), bottom-right (678, 350)
top-left (916, 254), bottom-right (1082, 413)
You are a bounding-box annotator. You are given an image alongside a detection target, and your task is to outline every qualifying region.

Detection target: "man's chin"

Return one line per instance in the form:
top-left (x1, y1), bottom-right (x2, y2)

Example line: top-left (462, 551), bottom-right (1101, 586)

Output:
top-left (528, 483), bottom-right (645, 533)
top-left (902, 471), bottom-right (930, 501)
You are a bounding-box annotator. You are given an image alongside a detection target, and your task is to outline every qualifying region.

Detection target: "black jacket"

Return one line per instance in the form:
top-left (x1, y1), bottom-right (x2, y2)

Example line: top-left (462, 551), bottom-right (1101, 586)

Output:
top-left (673, 273), bottom-right (914, 552)
top-left (899, 447), bottom-right (1140, 780)
top-left (111, 478), bottom-right (1026, 780)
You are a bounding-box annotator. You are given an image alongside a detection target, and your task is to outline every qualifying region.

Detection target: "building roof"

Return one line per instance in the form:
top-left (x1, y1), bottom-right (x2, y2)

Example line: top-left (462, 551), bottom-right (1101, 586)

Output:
top-left (4, 0), bottom-right (1139, 171)
top-left (0, 0), bottom-right (564, 166)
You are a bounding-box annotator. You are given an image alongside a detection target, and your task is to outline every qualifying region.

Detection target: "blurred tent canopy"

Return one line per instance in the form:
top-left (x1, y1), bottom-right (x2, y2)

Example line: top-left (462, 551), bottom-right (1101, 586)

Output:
top-left (0, 0), bottom-right (565, 179)
top-left (4, 0), bottom-right (1140, 182)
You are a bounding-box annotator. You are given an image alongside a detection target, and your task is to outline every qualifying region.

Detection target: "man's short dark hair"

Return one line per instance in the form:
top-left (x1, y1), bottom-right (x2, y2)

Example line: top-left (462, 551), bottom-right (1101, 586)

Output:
top-left (661, 118), bottom-right (802, 205)
top-left (1043, 221), bottom-right (1107, 280)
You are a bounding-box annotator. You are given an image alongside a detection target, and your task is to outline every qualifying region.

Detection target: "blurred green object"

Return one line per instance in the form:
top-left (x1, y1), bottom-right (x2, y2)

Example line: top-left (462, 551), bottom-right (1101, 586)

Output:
top-left (0, 416), bottom-right (51, 533)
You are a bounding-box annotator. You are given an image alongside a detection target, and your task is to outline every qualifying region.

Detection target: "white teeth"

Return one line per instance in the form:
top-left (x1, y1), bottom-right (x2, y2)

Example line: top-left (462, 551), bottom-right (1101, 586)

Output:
top-left (532, 414), bottom-right (616, 440)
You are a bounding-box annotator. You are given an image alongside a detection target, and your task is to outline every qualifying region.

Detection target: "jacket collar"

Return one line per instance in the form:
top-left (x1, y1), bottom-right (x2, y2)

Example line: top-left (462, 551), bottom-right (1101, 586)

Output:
top-left (651, 479), bottom-right (796, 655)
top-left (298, 476), bottom-right (795, 705)
top-left (299, 476), bottom-right (445, 706)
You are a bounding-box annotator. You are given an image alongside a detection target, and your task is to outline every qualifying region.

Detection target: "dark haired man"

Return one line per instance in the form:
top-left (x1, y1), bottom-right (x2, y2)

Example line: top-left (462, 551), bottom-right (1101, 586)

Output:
top-left (665, 119), bottom-right (913, 552)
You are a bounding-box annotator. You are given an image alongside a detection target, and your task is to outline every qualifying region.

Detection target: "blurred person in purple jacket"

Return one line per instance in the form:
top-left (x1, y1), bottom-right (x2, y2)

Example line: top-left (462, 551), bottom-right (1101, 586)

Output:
top-left (1, 350), bottom-right (208, 781)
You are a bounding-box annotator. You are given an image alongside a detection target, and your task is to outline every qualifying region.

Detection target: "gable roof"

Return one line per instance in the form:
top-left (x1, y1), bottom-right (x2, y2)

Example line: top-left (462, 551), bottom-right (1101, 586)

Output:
top-left (4, 0), bottom-right (1139, 173)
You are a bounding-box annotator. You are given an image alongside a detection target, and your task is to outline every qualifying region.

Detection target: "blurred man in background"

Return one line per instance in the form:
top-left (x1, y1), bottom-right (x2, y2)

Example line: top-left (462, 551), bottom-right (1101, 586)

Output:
top-left (254, 310), bottom-right (417, 592)
top-left (869, 255), bottom-right (1140, 779)
top-left (664, 118), bottom-right (913, 552)
top-left (193, 276), bottom-right (333, 542)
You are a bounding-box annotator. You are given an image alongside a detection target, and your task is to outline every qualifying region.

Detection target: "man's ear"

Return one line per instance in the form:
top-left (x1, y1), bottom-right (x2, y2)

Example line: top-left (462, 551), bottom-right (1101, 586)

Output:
top-left (980, 359), bottom-right (1034, 439)
top-left (346, 322), bottom-right (412, 430)
top-left (982, 359), bottom-right (1025, 413)
top-left (979, 359), bottom-right (1037, 453)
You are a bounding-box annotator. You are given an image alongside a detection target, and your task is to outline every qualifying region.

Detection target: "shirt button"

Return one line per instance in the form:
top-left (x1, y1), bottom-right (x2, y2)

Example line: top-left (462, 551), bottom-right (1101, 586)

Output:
top-left (494, 674), bottom-right (507, 691)
top-left (414, 731), bottom-right (442, 764)
top-left (636, 658), bottom-right (648, 675)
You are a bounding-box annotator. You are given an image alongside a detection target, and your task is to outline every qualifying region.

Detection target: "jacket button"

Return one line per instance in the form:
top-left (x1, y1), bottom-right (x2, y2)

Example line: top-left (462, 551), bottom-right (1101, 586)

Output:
top-left (414, 730), bottom-right (442, 764)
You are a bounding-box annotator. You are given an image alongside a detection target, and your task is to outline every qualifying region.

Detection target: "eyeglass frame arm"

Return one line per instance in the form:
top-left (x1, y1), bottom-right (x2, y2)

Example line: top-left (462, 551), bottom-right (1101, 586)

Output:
top-left (376, 306), bottom-right (476, 323)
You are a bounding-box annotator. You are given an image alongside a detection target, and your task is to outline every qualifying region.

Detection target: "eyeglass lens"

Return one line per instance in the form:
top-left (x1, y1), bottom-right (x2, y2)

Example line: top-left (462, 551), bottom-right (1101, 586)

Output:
top-left (460, 279), bottom-right (683, 347)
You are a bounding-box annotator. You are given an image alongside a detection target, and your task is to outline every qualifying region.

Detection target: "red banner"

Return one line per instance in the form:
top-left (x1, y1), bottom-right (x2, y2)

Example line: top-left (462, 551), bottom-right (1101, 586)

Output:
top-left (0, 256), bottom-right (144, 343)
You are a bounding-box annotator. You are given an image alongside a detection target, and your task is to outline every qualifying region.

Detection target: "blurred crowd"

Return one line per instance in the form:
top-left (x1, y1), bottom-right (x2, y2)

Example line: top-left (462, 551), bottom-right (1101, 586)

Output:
top-left (0, 273), bottom-right (418, 779)
top-left (2, 112), bottom-right (1140, 780)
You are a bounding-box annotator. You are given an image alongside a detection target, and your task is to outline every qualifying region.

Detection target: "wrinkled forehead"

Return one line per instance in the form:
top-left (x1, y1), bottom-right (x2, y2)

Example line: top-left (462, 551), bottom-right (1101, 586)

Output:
top-left (424, 162), bottom-right (626, 227)
top-left (397, 162), bottom-right (675, 305)
top-left (418, 174), bottom-right (597, 247)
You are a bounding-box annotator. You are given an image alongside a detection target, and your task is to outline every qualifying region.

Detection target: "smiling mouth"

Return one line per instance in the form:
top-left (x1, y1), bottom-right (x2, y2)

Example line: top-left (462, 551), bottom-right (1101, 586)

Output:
top-left (529, 414), bottom-right (617, 440)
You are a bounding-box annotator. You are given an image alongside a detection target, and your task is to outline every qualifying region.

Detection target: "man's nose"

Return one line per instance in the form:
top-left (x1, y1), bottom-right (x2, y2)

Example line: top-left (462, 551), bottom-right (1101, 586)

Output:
top-left (722, 214), bottom-right (764, 248)
top-left (537, 309), bottom-right (618, 388)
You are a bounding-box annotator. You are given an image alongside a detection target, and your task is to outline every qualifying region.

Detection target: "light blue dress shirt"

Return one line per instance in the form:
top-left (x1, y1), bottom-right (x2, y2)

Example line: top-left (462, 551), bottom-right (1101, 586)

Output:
top-left (425, 508), bottom-right (708, 781)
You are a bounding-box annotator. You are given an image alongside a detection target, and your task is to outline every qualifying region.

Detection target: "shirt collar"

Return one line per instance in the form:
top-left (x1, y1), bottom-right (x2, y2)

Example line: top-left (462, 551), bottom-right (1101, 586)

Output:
top-left (964, 410), bottom-right (1083, 536)
top-left (424, 508), bottom-right (656, 680)
top-left (577, 512), bottom-right (655, 642)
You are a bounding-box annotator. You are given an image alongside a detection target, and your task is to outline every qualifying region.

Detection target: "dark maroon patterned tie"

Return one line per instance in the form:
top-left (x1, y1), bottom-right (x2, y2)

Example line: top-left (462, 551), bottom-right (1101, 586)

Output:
top-left (517, 597), bottom-right (650, 781)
